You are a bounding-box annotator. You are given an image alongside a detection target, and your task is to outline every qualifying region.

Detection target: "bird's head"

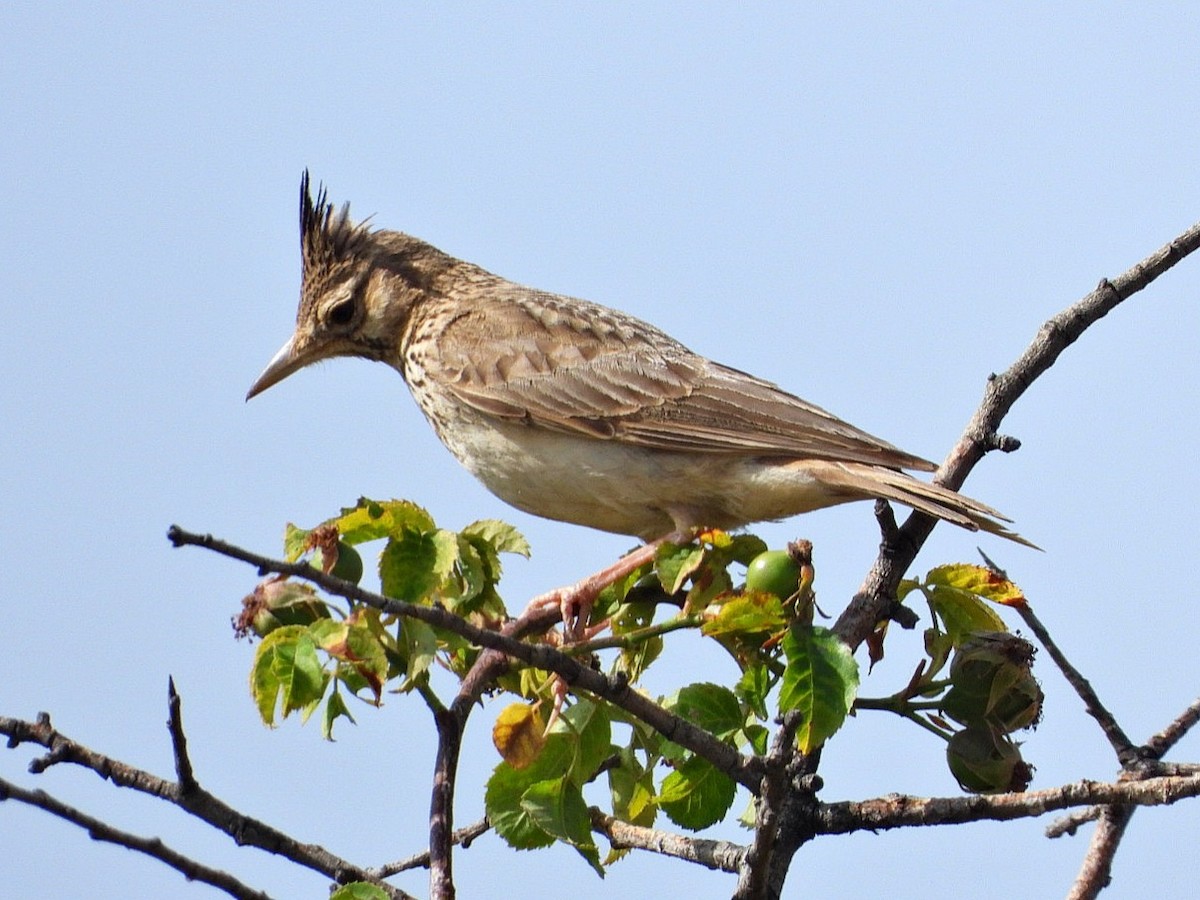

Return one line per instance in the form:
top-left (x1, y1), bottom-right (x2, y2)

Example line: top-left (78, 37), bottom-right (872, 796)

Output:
top-left (247, 172), bottom-right (454, 400)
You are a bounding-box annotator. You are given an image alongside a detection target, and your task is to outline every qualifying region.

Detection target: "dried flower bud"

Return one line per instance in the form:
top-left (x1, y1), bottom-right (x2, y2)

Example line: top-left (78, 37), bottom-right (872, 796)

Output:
top-left (943, 632), bottom-right (1043, 732)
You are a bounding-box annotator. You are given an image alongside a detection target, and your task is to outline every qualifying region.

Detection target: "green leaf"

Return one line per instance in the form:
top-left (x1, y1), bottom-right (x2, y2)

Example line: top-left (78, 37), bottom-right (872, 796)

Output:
top-left (330, 884), bottom-right (389, 900)
top-left (616, 631), bottom-right (663, 684)
top-left (557, 700), bottom-right (613, 785)
top-left (283, 523), bottom-right (310, 562)
top-left (657, 756), bottom-right (737, 830)
top-left (399, 618), bottom-right (438, 686)
top-left (655, 542), bottom-right (706, 595)
top-left (668, 683), bottom-right (744, 741)
top-left (778, 626), bottom-right (859, 754)
top-left (591, 564), bottom-right (655, 622)
top-left (895, 578), bottom-right (921, 604)
top-left (461, 519), bottom-right (531, 558)
top-left (608, 747), bottom-right (656, 827)
top-left (378, 527), bottom-right (459, 602)
top-left (743, 723), bottom-right (770, 756)
top-left (723, 532), bottom-right (770, 565)
top-left (250, 626), bottom-right (327, 726)
top-left (321, 690), bottom-right (355, 740)
top-left (486, 737), bottom-right (574, 850)
top-left (735, 664), bottom-right (771, 722)
top-left (449, 534), bottom-right (487, 604)
top-left (522, 777), bottom-right (604, 875)
top-left (318, 613), bottom-right (388, 703)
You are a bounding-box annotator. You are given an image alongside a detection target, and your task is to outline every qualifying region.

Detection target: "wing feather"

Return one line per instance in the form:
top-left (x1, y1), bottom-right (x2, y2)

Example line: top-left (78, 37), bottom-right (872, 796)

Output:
top-left (429, 288), bottom-right (935, 471)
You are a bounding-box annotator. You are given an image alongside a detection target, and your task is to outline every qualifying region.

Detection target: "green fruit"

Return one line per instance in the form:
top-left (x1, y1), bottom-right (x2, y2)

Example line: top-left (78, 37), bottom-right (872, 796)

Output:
top-left (314, 540), bottom-right (364, 584)
top-left (249, 580), bottom-right (330, 637)
top-left (745, 550), bottom-right (801, 601)
top-left (330, 541), bottom-right (364, 583)
top-left (945, 725), bottom-right (1033, 794)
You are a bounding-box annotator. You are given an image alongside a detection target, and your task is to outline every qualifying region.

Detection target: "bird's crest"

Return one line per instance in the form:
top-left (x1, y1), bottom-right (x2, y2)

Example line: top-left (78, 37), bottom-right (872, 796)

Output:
top-left (299, 171), bottom-right (373, 277)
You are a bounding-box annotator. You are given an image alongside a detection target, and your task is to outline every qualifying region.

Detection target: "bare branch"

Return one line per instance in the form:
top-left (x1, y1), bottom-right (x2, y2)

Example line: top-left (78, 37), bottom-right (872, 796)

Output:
top-left (817, 773), bottom-right (1200, 835)
top-left (1047, 806), bottom-right (1102, 839)
top-left (166, 677), bottom-right (197, 792)
top-left (1011, 601), bottom-right (1137, 764)
top-left (837, 219), bottom-right (1200, 651)
top-left (0, 776), bottom-right (271, 900)
top-left (1066, 805), bottom-right (1135, 900)
top-left (370, 819), bottom-right (490, 878)
top-left (428, 705), bottom-right (462, 900)
top-left (1144, 696), bottom-right (1200, 759)
top-left (0, 711), bottom-right (413, 900)
top-left (590, 808), bottom-right (745, 872)
top-left (735, 712), bottom-right (809, 900)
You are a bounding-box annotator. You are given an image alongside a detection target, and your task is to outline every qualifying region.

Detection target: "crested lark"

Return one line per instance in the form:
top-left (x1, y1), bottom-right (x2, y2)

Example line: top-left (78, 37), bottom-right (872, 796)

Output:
top-left (248, 174), bottom-right (1028, 550)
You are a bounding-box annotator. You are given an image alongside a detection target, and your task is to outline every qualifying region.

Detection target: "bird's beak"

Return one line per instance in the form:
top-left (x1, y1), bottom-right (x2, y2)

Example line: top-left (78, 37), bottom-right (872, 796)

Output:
top-left (246, 336), bottom-right (304, 400)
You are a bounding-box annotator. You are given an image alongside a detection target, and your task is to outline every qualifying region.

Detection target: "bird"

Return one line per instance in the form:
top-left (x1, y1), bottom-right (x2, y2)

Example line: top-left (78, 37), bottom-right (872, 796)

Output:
top-left (248, 173), bottom-right (1029, 553)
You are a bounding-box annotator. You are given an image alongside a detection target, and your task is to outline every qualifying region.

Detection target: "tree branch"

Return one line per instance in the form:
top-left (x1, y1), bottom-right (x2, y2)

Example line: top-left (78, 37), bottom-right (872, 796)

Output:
top-left (167, 525), bottom-right (764, 792)
top-left (1144, 696), bottom-right (1200, 759)
top-left (836, 219), bottom-right (1200, 652)
top-left (0, 776), bottom-right (271, 900)
top-left (816, 773), bottom-right (1200, 834)
top-left (589, 808), bottom-right (745, 873)
top-left (369, 818), bottom-right (490, 879)
top-left (1010, 601), bottom-right (1138, 765)
top-left (1066, 805), bottom-right (1134, 900)
top-left (735, 712), bottom-right (810, 900)
top-left (1, 708), bottom-right (414, 900)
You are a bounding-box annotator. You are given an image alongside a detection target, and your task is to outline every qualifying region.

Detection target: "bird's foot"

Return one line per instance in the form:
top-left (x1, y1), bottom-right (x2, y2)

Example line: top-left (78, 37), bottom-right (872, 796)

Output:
top-left (527, 537), bottom-right (673, 642)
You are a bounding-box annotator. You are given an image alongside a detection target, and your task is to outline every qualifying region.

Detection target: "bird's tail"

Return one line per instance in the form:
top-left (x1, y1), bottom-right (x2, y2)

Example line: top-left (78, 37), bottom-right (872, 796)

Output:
top-left (803, 460), bottom-right (1037, 549)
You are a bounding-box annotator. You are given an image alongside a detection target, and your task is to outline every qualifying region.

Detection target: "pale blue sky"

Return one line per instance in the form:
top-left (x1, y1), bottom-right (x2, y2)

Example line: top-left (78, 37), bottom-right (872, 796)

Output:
top-left (4, 5), bottom-right (1199, 898)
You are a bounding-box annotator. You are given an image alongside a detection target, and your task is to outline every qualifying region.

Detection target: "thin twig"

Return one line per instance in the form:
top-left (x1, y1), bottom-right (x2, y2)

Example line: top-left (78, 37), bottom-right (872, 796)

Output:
top-left (0, 711), bottom-right (413, 900)
top-left (167, 677), bottom-right (197, 792)
top-left (1144, 696), bottom-right (1200, 759)
top-left (1046, 806), bottom-right (1102, 839)
top-left (370, 819), bottom-right (490, 878)
top-left (1011, 602), bottom-right (1137, 765)
top-left (0, 777), bottom-right (272, 900)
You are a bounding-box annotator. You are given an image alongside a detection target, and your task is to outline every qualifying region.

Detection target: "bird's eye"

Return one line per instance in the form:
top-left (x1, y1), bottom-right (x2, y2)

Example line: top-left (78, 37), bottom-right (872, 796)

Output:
top-left (326, 297), bottom-right (356, 327)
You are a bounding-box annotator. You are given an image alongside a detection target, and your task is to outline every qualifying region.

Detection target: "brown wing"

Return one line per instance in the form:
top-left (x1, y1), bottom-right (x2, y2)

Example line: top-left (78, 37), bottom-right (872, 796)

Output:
top-left (430, 286), bottom-right (936, 471)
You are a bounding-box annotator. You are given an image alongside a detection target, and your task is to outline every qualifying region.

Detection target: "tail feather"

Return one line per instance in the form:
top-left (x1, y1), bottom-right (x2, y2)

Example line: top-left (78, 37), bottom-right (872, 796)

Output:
top-left (807, 460), bottom-right (1037, 549)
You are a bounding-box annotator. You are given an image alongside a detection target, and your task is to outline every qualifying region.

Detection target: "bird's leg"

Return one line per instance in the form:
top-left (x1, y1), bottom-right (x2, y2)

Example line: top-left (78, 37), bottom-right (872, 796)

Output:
top-left (526, 530), bottom-right (694, 731)
top-left (528, 537), bottom-right (671, 642)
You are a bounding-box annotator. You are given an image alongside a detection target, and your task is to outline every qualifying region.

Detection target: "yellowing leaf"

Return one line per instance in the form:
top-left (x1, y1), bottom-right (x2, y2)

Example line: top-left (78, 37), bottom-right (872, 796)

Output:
top-left (461, 519), bottom-right (531, 558)
top-left (379, 528), bottom-right (459, 602)
top-left (331, 498), bottom-right (437, 545)
top-left (927, 585), bottom-right (1008, 645)
top-left (927, 563), bottom-right (1026, 607)
top-left (701, 592), bottom-right (788, 638)
top-left (493, 703), bottom-right (546, 769)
